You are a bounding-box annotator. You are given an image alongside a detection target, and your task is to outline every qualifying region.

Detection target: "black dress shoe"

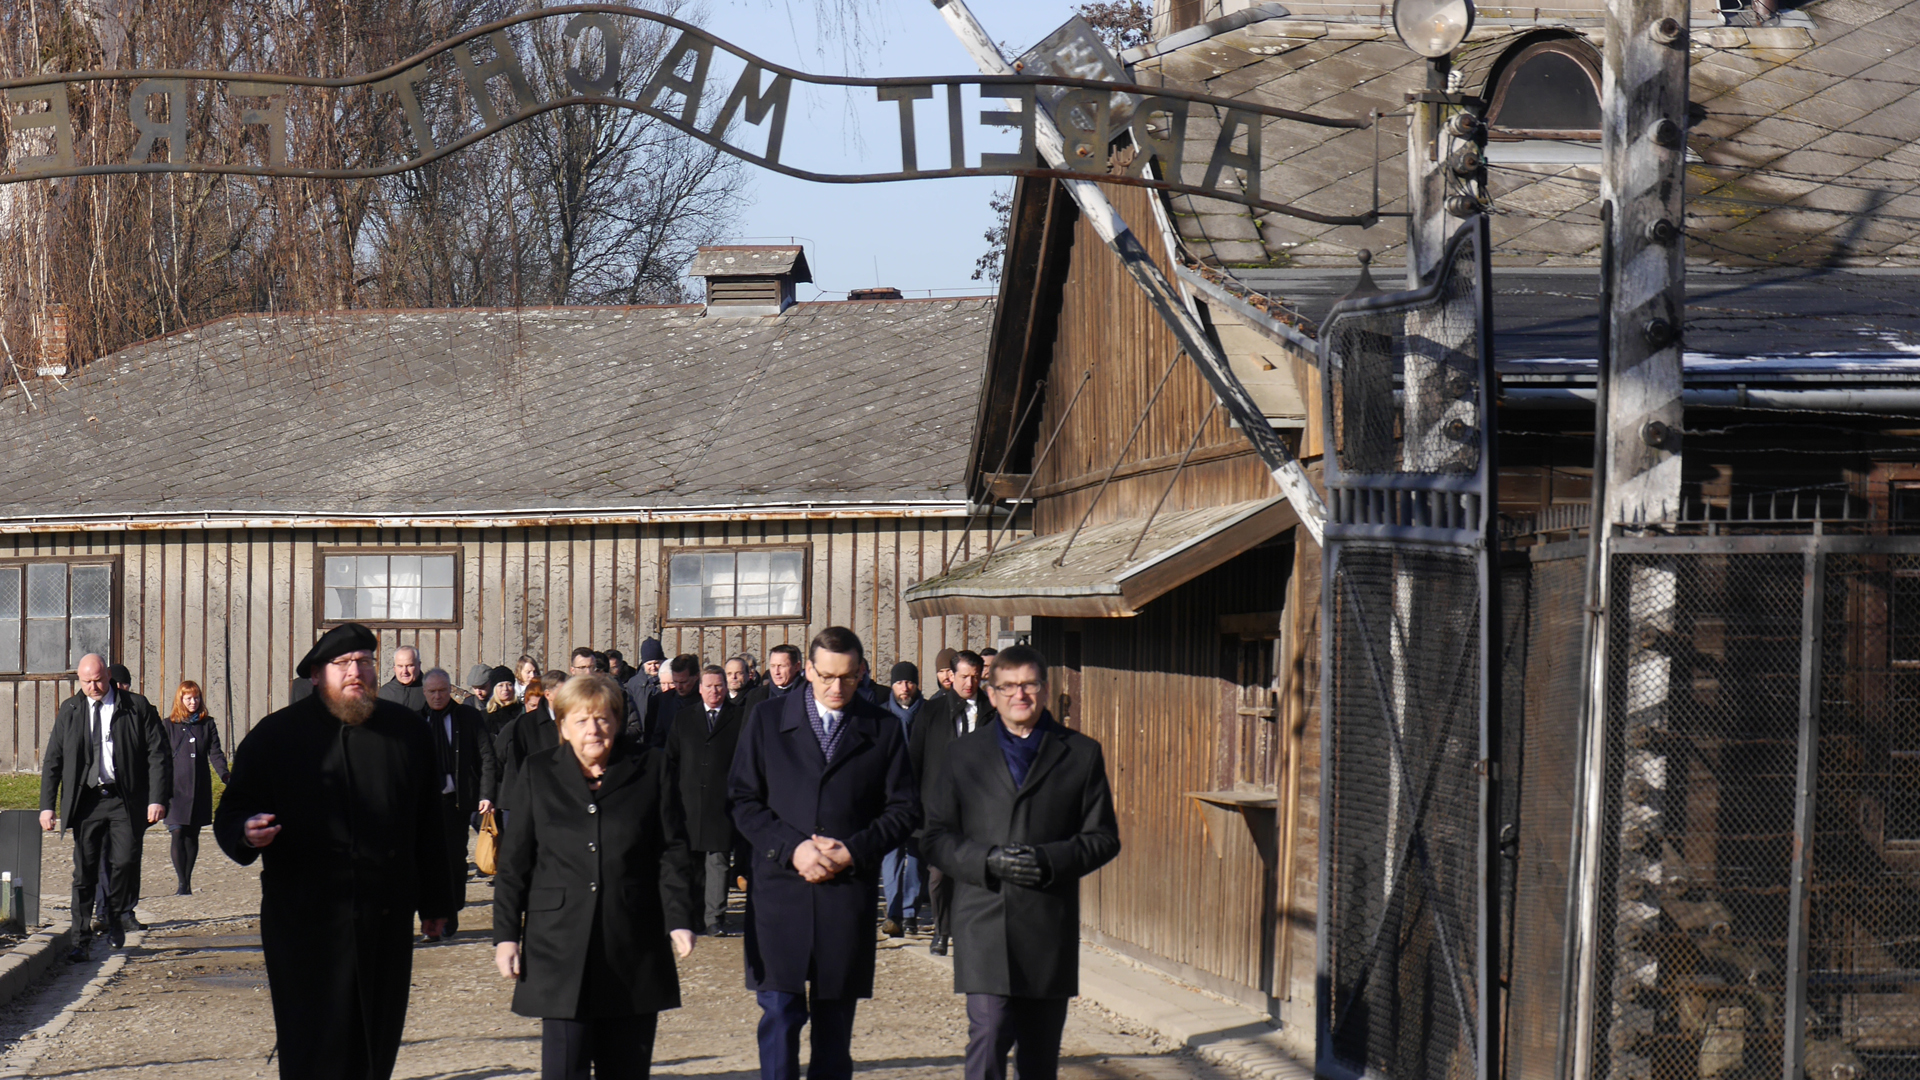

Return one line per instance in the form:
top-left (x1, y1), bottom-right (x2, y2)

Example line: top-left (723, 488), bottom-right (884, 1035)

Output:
top-left (708, 925), bottom-right (738, 938)
top-left (906, 917), bottom-right (920, 935)
top-left (107, 926), bottom-right (126, 949)
top-left (120, 911), bottom-right (145, 931)
top-left (66, 945), bottom-right (90, 963)
top-left (930, 937), bottom-right (949, 956)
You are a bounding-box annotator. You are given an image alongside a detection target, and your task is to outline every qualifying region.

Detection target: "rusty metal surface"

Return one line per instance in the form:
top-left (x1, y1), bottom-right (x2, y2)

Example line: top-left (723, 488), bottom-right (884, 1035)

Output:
top-left (0, 5), bottom-right (1375, 225)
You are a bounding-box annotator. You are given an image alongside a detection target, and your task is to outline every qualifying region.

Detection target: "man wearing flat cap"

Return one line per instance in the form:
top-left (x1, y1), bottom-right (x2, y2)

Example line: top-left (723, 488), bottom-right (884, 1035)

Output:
top-left (214, 623), bottom-right (455, 1080)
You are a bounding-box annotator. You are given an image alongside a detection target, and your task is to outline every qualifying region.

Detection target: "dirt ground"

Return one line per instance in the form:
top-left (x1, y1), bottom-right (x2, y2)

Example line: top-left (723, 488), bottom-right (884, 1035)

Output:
top-left (0, 830), bottom-right (1227, 1080)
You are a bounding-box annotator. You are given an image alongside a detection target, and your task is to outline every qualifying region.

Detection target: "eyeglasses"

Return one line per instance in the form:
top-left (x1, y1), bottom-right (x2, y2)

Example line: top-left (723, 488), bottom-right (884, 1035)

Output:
top-left (990, 681), bottom-right (1044, 698)
top-left (329, 655), bottom-right (377, 670)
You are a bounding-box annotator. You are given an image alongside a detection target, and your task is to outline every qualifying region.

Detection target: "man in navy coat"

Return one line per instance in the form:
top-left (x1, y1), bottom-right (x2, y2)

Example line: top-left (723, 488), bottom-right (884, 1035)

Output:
top-left (729, 626), bottom-right (918, 1080)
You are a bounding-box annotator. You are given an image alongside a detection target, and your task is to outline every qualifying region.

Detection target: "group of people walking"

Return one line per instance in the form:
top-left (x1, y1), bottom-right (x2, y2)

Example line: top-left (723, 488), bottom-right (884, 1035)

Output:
top-left (38, 622), bottom-right (1120, 1080)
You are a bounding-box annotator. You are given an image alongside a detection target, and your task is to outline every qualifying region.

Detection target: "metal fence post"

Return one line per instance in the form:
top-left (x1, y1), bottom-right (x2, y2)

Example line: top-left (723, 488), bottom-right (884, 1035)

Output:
top-left (1782, 536), bottom-right (1825, 1080)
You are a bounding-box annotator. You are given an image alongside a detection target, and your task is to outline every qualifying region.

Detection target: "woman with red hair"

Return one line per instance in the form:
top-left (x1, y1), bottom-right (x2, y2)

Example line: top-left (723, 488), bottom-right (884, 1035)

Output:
top-left (164, 681), bottom-right (230, 895)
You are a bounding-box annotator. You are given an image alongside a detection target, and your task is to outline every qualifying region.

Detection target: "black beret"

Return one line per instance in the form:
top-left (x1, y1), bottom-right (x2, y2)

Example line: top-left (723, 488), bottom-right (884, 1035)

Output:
top-left (297, 622), bottom-right (377, 678)
top-left (889, 661), bottom-right (919, 685)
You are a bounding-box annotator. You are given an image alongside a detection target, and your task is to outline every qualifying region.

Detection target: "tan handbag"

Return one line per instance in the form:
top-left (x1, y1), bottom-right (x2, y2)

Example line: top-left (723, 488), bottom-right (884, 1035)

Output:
top-left (474, 810), bottom-right (501, 876)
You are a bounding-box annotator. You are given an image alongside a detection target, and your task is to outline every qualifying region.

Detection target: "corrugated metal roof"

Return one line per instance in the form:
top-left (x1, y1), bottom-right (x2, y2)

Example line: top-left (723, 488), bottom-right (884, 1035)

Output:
top-left (0, 300), bottom-right (991, 522)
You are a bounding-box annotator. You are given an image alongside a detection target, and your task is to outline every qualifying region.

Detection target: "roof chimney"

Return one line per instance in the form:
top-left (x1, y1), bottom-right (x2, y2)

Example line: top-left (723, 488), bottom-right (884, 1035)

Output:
top-left (688, 245), bottom-right (812, 316)
top-left (33, 303), bottom-right (68, 377)
top-left (847, 287), bottom-right (903, 301)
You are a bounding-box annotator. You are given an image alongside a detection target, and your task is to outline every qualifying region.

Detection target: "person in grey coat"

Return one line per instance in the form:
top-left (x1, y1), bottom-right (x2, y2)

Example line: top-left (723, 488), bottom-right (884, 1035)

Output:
top-left (162, 679), bottom-right (230, 895)
top-left (921, 644), bottom-right (1121, 1080)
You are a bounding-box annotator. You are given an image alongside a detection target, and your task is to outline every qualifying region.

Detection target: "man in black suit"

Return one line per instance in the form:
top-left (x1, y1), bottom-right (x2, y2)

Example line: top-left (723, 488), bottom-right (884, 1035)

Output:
top-left (378, 645), bottom-right (426, 713)
top-left (923, 644), bottom-right (1121, 1080)
top-left (39, 653), bottom-right (170, 958)
top-left (742, 644), bottom-right (803, 711)
top-left (643, 654), bottom-right (700, 749)
top-left (729, 627), bottom-right (917, 1080)
top-left (421, 668), bottom-right (497, 938)
top-left (909, 649), bottom-right (992, 955)
top-left (668, 665), bottom-right (746, 936)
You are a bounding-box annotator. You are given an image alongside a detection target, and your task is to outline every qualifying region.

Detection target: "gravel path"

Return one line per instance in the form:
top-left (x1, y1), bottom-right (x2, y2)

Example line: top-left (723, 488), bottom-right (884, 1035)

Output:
top-left (0, 831), bottom-right (1225, 1080)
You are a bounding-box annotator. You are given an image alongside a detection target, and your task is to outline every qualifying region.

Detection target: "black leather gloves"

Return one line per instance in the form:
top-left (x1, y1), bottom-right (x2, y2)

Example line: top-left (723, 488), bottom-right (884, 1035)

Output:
top-left (986, 843), bottom-right (1050, 888)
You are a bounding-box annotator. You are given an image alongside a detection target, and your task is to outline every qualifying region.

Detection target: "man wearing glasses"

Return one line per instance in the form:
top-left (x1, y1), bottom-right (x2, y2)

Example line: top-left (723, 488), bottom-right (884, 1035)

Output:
top-left (729, 626), bottom-right (917, 1080)
top-left (213, 622), bottom-right (455, 1080)
top-left (922, 644), bottom-right (1121, 1080)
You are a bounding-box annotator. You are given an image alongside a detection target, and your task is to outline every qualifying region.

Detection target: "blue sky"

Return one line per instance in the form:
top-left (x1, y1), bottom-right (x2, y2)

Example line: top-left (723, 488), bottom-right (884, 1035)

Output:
top-left (705, 1), bottom-right (1086, 299)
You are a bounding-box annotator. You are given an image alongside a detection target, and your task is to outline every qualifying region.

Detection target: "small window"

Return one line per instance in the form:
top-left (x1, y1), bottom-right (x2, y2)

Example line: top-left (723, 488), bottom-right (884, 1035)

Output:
top-left (665, 546), bottom-right (808, 623)
top-left (319, 549), bottom-right (460, 627)
top-left (0, 559), bottom-right (117, 675)
top-left (1485, 38), bottom-right (1603, 140)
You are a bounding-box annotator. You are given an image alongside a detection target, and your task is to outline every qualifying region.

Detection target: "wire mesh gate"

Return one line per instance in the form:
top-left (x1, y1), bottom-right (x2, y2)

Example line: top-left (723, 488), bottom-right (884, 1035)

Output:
top-left (1585, 534), bottom-right (1920, 1080)
top-left (1316, 216), bottom-right (1501, 1080)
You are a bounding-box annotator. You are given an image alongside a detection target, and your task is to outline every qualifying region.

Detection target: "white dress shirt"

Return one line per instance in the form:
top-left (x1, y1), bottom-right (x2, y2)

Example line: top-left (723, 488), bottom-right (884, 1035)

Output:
top-left (962, 698), bottom-right (978, 734)
top-left (93, 689), bottom-right (119, 784)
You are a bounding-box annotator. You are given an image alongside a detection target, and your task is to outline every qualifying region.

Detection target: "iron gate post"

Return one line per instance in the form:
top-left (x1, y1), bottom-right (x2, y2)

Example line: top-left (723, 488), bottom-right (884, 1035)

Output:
top-left (1782, 536), bottom-right (1825, 1080)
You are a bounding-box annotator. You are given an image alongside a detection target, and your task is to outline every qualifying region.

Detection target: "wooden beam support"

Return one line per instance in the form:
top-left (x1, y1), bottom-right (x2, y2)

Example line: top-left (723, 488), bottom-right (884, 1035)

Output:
top-left (930, 0), bottom-right (1329, 547)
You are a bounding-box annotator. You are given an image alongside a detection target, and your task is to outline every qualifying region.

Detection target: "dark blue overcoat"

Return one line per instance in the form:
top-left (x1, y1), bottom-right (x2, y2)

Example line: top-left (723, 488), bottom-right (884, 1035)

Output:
top-left (727, 687), bottom-right (917, 999)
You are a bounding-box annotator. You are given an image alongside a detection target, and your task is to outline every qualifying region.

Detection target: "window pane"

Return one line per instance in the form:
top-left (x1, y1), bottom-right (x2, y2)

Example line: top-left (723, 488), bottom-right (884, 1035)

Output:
top-left (0, 619), bottom-right (17, 674)
top-left (1897, 574), bottom-right (1920, 663)
top-left (71, 565), bottom-right (111, 618)
top-left (738, 584), bottom-right (770, 618)
top-left (669, 585), bottom-right (703, 619)
top-left (701, 589), bottom-right (730, 618)
top-left (325, 587), bottom-right (351, 621)
top-left (25, 619), bottom-right (64, 673)
top-left (771, 582), bottom-right (803, 617)
top-left (422, 588), bottom-right (455, 621)
top-left (738, 551), bottom-right (771, 584)
top-left (389, 588), bottom-right (423, 621)
top-left (0, 567), bottom-right (19, 620)
top-left (770, 551), bottom-right (804, 584)
top-left (423, 556), bottom-right (455, 588)
top-left (357, 557), bottom-right (388, 588)
top-left (26, 563), bottom-right (65, 618)
top-left (389, 555), bottom-right (423, 588)
top-left (702, 553), bottom-right (735, 586)
top-left (358, 588), bottom-right (388, 620)
top-left (669, 554), bottom-right (702, 587)
top-left (325, 556), bottom-right (356, 588)
top-left (70, 616), bottom-right (110, 666)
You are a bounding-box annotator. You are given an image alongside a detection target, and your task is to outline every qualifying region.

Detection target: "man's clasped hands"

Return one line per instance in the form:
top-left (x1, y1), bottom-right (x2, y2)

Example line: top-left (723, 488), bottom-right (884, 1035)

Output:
top-left (791, 834), bottom-right (853, 883)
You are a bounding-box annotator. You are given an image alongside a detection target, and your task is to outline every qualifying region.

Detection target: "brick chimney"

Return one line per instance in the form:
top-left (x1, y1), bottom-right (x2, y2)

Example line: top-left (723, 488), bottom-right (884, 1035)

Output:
top-left (847, 287), bottom-right (903, 300)
top-left (688, 246), bottom-right (812, 317)
top-left (34, 304), bottom-right (68, 376)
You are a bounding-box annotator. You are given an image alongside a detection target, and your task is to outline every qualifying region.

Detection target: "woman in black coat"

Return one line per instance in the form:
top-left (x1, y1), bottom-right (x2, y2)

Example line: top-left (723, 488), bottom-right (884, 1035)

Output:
top-left (493, 673), bottom-right (697, 1080)
top-left (163, 680), bottom-right (231, 895)
top-left (494, 679), bottom-right (558, 814)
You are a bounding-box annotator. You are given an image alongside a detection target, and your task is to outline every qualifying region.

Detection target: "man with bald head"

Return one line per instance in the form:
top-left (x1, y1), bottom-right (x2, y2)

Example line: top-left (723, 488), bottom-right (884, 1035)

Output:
top-left (378, 645), bottom-right (426, 714)
top-left (39, 654), bottom-right (170, 959)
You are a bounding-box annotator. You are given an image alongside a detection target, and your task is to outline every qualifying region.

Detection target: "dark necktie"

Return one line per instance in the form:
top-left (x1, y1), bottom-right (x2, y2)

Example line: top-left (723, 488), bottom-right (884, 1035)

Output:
top-left (707, 709), bottom-right (719, 732)
top-left (92, 700), bottom-right (108, 786)
top-left (432, 713), bottom-right (453, 780)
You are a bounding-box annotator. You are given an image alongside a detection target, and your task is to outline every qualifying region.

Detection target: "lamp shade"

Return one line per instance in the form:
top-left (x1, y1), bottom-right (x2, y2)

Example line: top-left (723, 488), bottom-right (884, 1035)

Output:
top-left (1393, 0), bottom-right (1476, 57)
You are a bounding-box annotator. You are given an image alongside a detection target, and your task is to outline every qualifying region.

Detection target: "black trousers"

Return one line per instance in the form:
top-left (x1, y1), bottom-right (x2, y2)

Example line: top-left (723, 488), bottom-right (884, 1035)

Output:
top-left (440, 797), bottom-right (470, 931)
top-left (542, 1013), bottom-right (658, 1080)
top-left (170, 825), bottom-right (201, 891)
top-left (929, 867), bottom-right (954, 940)
top-left (964, 995), bottom-right (1070, 1080)
top-left (70, 790), bottom-right (137, 941)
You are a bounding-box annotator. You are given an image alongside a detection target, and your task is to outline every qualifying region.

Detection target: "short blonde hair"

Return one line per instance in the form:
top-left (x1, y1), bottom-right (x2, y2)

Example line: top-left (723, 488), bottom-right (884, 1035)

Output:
top-left (549, 672), bottom-right (624, 726)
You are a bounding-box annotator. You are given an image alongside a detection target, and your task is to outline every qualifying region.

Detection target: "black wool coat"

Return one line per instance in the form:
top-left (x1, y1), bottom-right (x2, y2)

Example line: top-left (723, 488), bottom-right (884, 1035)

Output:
top-left (665, 700), bottom-right (746, 853)
top-left (40, 690), bottom-right (172, 826)
top-left (494, 706), bottom-right (559, 810)
top-left (212, 696), bottom-right (455, 1080)
top-left (164, 715), bottom-right (230, 828)
top-left (908, 691), bottom-right (994, 813)
top-left (492, 742), bottom-right (696, 1019)
top-left (921, 714), bottom-right (1121, 999)
top-left (728, 688), bottom-right (918, 999)
top-left (377, 676), bottom-right (426, 714)
top-left (424, 703), bottom-right (498, 814)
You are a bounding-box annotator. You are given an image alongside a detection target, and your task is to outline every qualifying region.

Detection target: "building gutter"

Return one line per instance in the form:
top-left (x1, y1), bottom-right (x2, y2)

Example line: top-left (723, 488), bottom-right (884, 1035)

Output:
top-left (1500, 387), bottom-right (1920, 410)
top-left (1172, 262), bottom-right (1322, 357)
top-left (0, 500), bottom-right (975, 535)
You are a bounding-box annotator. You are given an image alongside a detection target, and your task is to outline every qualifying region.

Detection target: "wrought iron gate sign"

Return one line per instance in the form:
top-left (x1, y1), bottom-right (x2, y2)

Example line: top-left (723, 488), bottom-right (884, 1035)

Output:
top-left (0, 5), bottom-right (1374, 226)
top-left (1315, 216), bottom-right (1501, 1080)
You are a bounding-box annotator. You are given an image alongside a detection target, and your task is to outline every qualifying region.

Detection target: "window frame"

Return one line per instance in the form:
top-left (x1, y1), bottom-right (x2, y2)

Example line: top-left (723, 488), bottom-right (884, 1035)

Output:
top-left (658, 543), bottom-right (813, 626)
top-left (314, 546), bottom-right (465, 630)
top-left (0, 555), bottom-right (123, 680)
top-left (1483, 37), bottom-right (1604, 142)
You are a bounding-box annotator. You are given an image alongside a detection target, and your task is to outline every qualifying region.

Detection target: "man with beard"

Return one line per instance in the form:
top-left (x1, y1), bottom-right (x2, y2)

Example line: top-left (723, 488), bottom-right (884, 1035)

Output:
top-left (213, 623), bottom-right (454, 1080)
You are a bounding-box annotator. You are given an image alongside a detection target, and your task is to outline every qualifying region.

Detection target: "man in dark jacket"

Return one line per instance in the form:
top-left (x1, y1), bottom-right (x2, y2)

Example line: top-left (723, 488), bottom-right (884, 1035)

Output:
top-left (39, 653), bottom-right (170, 957)
top-left (643, 654), bottom-right (700, 749)
top-left (729, 627), bottom-right (917, 1080)
top-left (923, 644), bottom-right (1121, 1080)
top-left (213, 622), bottom-right (454, 1080)
top-left (421, 668), bottom-right (497, 937)
top-left (881, 662), bottom-right (926, 937)
top-left (378, 645), bottom-right (426, 713)
top-left (97, 663), bottom-right (163, 932)
top-left (625, 637), bottom-right (665, 705)
top-left (909, 649), bottom-right (992, 955)
top-left (668, 665), bottom-right (746, 936)
top-left (743, 644), bottom-right (803, 710)
top-left (929, 648), bottom-right (958, 702)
